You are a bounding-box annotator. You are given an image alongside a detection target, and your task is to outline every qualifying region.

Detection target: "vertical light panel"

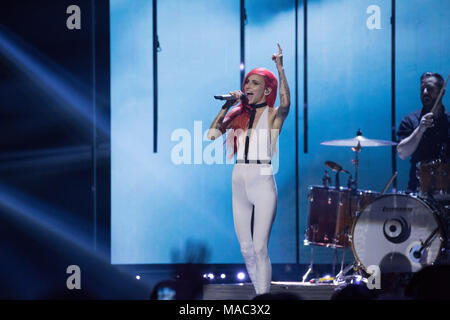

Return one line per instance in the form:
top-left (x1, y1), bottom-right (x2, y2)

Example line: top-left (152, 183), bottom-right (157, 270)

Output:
top-left (245, 0), bottom-right (299, 263)
top-left (299, 0), bottom-right (392, 264)
top-left (111, 0), bottom-right (241, 263)
top-left (111, 0), bottom-right (154, 263)
top-left (395, 0), bottom-right (450, 191)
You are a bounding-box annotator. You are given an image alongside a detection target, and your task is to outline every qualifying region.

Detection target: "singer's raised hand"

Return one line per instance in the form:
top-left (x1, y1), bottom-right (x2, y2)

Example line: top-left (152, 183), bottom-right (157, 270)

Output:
top-left (272, 43), bottom-right (283, 70)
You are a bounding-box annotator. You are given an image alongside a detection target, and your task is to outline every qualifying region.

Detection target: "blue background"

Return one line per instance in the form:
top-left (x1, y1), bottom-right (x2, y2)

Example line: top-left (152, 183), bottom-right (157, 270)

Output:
top-left (110, 0), bottom-right (450, 265)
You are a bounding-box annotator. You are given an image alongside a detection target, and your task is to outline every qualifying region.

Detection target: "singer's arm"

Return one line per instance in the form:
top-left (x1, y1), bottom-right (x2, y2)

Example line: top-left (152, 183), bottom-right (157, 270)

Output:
top-left (272, 44), bottom-right (290, 130)
top-left (207, 101), bottom-right (233, 140)
top-left (276, 66), bottom-right (290, 115)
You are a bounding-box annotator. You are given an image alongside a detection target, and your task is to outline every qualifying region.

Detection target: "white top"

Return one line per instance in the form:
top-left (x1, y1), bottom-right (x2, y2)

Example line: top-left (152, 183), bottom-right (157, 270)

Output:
top-left (236, 106), bottom-right (272, 162)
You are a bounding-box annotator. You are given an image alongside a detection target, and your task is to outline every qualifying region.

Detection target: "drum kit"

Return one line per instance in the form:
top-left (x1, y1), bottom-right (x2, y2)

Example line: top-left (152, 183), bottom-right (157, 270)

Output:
top-left (302, 130), bottom-right (450, 284)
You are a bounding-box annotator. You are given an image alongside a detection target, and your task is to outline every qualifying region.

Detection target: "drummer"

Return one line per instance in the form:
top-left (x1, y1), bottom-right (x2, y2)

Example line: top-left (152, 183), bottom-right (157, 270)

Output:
top-left (397, 72), bottom-right (450, 193)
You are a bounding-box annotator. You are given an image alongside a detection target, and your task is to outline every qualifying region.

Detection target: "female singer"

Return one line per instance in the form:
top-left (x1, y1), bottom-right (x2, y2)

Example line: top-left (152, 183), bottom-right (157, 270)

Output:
top-left (208, 44), bottom-right (290, 294)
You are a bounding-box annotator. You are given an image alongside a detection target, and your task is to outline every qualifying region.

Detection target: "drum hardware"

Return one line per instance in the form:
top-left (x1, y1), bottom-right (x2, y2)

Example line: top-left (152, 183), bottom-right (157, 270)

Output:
top-left (321, 129), bottom-right (398, 189)
top-left (302, 185), bottom-right (380, 282)
top-left (322, 170), bottom-right (332, 187)
top-left (411, 227), bottom-right (439, 260)
top-left (325, 160), bottom-right (350, 174)
top-left (325, 160), bottom-right (351, 190)
top-left (334, 261), bottom-right (365, 284)
top-left (304, 133), bottom-right (411, 283)
top-left (347, 175), bottom-right (356, 190)
top-left (301, 244), bottom-right (323, 283)
top-left (304, 172), bottom-right (448, 282)
top-left (301, 245), bottom-right (313, 283)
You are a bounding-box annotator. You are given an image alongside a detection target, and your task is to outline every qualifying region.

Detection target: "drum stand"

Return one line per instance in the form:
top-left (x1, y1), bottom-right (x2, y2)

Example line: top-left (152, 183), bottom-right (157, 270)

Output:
top-left (351, 139), bottom-right (362, 190)
top-left (334, 247), bottom-right (346, 280)
top-left (302, 245), bottom-right (352, 283)
top-left (333, 246), bottom-right (367, 284)
top-left (334, 261), bottom-right (365, 284)
top-left (333, 138), bottom-right (361, 283)
top-left (301, 245), bottom-right (315, 283)
top-left (301, 244), bottom-right (326, 283)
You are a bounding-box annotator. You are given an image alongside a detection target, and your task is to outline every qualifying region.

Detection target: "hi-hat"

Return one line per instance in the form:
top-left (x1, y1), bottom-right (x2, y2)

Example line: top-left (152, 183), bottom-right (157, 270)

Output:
top-left (321, 135), bottom-right (397, 147)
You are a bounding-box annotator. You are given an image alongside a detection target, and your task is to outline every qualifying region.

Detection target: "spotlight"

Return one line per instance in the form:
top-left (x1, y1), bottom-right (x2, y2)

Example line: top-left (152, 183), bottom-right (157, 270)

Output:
top-left (208, 273), bottom-right (214, 280)
top-left (202, 274), bottom-right (207, 279)
top-left (220, 273), bottom-right (226, 279)
top-left (136, 275), bottom-right (141, 280)
top-left (237, 272), bottom-right (246, 281)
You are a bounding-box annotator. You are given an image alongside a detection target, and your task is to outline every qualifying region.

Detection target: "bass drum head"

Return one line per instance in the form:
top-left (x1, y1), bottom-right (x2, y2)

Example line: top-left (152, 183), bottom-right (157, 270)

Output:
top-left (352, 194), bottom-right (443, 273)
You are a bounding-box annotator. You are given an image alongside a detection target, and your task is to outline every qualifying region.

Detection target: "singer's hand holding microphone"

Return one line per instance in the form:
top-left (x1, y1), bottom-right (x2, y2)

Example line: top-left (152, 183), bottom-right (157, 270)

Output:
top-left (214, 91), bottom-right (246, 109)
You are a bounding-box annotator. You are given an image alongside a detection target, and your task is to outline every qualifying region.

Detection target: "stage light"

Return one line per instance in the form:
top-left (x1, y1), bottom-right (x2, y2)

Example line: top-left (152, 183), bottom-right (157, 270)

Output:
top-left (220, 273), bottom-right (226, 279)
top-left (0, 28), bottom-right (108, 135)
top-left (136, 275), bottom-right (141, 280)
top-left (240, 63), bottom-right (245, 71)
top-left (207, 273), bottom-right (214, 280)
top-left (237, 272), bottom-right (246, 281)
top-left (202, 273), bottom-right (207, 279)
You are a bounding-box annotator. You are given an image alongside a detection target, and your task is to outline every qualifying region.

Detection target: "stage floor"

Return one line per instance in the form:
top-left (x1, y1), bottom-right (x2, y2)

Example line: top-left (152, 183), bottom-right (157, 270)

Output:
top-left (203, 282), bottom-right (338, 300)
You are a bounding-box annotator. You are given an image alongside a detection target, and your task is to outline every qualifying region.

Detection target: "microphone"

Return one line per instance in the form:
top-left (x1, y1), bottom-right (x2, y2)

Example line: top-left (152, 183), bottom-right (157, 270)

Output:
top-left (214, 93), bottom-right (247, 101)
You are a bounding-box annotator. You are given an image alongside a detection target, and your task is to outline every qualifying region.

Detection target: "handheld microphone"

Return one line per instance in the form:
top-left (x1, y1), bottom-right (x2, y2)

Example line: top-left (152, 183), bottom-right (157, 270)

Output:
top-left (214, 93), bottom-right (247, 101)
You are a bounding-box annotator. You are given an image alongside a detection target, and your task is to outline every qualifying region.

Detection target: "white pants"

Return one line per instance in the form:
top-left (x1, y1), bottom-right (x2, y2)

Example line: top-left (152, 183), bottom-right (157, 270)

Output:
top-left (232, 163), bottom-right (277, 294)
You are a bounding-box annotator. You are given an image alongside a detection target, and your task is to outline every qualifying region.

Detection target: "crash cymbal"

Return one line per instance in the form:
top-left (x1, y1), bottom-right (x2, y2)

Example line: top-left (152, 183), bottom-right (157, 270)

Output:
top-left (321, 135), bottom-right (397, 147)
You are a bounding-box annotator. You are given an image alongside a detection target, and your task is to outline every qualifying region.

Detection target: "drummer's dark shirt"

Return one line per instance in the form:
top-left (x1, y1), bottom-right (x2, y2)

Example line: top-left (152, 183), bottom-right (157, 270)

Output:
top-left (397, 106), bottom-right (450, 192)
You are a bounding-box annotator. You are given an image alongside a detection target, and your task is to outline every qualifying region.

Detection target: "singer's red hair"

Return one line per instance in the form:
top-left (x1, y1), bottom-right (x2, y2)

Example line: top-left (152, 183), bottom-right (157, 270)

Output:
top-left (223, 68), bottom-right (278, 157)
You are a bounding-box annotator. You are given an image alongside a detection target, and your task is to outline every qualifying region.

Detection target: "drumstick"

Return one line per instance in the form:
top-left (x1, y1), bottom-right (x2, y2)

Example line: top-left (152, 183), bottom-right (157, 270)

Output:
top-left (381, 171), bottom-right (397, 195)
top-left (430, 75), bottom-right (449, 115)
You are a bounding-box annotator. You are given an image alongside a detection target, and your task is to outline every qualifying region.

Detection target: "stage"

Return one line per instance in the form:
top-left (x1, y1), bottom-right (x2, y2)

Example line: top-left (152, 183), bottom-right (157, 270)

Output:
top-left (204, 282), bottom-right (337, 300)
top-left (0, 0), bottom-right (449, 301)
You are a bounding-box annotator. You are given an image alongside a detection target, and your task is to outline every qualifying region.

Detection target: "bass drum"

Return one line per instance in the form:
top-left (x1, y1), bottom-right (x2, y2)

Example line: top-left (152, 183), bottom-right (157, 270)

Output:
top-left (351, 194), bottom-right (445, 273)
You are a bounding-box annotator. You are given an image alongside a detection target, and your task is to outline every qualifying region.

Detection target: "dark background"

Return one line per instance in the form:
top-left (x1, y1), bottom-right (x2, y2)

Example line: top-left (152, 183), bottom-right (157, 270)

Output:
top-left (0, 0), bottom-right (123, 299)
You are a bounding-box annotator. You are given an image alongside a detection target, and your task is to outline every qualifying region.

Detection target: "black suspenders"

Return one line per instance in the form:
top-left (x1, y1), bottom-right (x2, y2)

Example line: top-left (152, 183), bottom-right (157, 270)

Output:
top-left (244, 108), bottom-right (257, 163)
top-left (238, 103), bottom-right (271, 164)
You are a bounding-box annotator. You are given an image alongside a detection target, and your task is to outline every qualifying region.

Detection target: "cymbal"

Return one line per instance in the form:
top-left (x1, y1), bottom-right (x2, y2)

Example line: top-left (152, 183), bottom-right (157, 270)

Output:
top-left (325, 161), bottom-right (350, 174)
top-left (321, 135), bottom-right (398, 147)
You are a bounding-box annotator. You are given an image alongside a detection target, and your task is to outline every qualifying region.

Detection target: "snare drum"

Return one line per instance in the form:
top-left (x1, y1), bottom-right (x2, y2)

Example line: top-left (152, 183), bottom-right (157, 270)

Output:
top-left (305, 186), bottom-right (379, 248)
top-left (418, 159), bottom-right (450, 203)
top-left (352, 194), bottom-right (445, 273)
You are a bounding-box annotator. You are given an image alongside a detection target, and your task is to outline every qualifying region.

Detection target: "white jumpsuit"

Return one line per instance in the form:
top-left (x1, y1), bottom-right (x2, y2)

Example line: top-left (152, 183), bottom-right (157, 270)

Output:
top-left (232, 105), bottom-right (277, 295)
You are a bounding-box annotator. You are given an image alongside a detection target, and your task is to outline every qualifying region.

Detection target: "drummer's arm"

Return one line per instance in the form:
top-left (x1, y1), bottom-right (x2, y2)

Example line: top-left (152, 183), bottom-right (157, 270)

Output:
top-left (397, 112), bottom-right (434, 160)
top-left (397, 126), bottom-right (424, 160)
